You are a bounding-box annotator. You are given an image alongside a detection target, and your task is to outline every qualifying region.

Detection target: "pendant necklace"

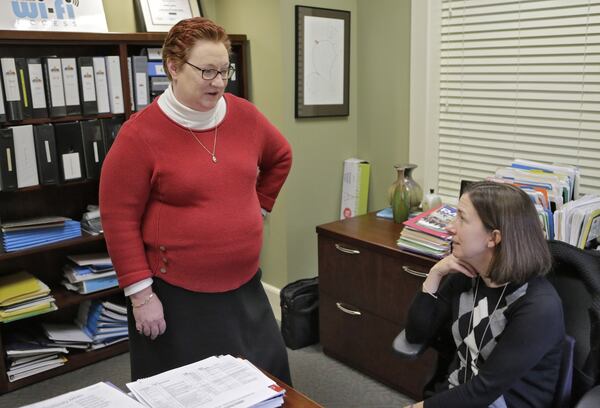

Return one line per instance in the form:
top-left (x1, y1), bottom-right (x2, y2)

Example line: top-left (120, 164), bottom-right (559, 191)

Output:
top-left (463, 277), bottom-right (509, 383)
top-left (187, 119), bottom-right (218, 163)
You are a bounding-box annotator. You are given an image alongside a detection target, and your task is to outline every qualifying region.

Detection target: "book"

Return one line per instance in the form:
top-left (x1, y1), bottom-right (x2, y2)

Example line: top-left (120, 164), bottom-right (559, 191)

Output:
top-left (340, 158), bottom-right (370, 219)
top-left (10, 124), bottom-right (39, 188)
top-left (0, 271), bottom-right (50, 307)
top-left (42, 57), bottom-right (67, 117)
top-left (403, 204), bottom-right (457, 239)
top-left (1, 57), bottom-right (24, 121)
top-left (26, 58), bottom-right (49, 119)
top-left (61, 58), bottom-right (81, 116)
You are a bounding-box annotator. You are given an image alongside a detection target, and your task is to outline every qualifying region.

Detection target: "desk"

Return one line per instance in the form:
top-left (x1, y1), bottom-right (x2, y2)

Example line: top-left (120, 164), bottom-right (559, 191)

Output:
top-left (268, 374), bottom-right (323, 407)
top-left (317, 212), bottom-right (438, 399)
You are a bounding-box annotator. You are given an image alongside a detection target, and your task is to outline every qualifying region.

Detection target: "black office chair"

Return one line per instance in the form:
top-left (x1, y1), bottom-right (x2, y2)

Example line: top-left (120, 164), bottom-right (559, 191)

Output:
top-left (393, 240), bottom-right (600, 407)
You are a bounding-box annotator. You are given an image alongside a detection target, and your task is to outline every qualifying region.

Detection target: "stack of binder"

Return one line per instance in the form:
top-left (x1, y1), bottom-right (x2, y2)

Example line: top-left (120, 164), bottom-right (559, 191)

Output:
top-left (76, 299), bottom-right (128, 349)
top-left (1, 216), bottom-right (82, 252)
top-left (62, 253), bottom-right (118, 294)
top-left (0, 271), bottom-right (57, 323)
top-left (4, 327), bottom-right (69, 382)
top-left (397, 204), bottom-right (456, 259)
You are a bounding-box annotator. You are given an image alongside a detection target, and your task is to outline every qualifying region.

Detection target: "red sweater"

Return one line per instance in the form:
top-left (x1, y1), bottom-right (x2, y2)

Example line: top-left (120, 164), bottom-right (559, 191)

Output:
top-left (99, 94), bottom-right (292, 292)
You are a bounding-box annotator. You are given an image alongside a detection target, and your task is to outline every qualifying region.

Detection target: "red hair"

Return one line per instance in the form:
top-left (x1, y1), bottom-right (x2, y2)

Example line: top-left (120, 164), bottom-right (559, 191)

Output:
top-left (162, 17), bottom-right (231, 80)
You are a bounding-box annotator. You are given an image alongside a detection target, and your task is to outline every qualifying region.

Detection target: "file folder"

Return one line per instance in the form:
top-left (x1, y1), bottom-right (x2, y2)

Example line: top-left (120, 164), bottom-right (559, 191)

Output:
top-left (77, 57), bottom-right (98, 116)
top-left (99, 116), bottom-right (123, 154)
top-left (10, 125), bottom-right (39, 188)
top-left (104, 56), bottom-right (124, 114)
top-left (42, 57), bottom-right (67, 118)
top-left (14, 58), bottom-right (33, 120)
top-left (79, 120), bottom-right (105, 180)
top-left (26, 58), bottom-right (49, 119)
top-left (0, 128), bottom-right (17, 191)
top-left (147, 61), bottom-right (166, 77)
top-left (54, 121), bottom-right (85, 182)
top-left (92, 57), bottom-right (110, 114)
top-left (132, 56), bottom-right (150, 111)
top-left (33, 124), bottom-right (60, 185)
top-left (1, 58), bottom-right (24, 121)
top-left (61, 58), bottom-right (81, 116)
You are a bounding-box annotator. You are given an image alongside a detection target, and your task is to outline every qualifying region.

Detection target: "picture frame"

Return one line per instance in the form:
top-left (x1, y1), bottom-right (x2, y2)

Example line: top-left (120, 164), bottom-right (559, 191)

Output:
top-left (295, 6), bottom-right (350, 118)
top-left (135, 0), bottom-right (201, 32)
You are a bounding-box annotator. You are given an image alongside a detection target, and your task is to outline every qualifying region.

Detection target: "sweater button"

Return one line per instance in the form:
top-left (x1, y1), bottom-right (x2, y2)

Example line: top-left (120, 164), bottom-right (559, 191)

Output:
top-left (159, 246), bottom-right (166, 252)
top-left (162, 257), bottom-right (168, 264)
top-left (160, 267), bottom-right (167, 273)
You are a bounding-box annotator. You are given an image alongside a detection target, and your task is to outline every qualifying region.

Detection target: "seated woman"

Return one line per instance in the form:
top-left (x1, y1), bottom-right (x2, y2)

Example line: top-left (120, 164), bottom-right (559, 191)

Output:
top-left (405, 181), bottom-right (565, 408)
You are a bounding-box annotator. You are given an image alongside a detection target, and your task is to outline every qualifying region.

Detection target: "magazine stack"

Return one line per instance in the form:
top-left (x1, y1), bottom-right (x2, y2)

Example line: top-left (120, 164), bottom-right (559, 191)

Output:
top-left (397, 204), bottom-right (457, 259)
top-left (76, 299), bottom-right (128, 350)
top-left (0, 271), bottom-right (56, 323)
top-left (62, 253), bottom-right (118, 294)
top-left (4, 327), bottom-right (68, 382)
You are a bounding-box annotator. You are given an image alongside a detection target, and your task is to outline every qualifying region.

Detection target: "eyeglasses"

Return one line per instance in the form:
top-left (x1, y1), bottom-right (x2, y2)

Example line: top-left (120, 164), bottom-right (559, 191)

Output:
top-left (184, 61), bottom-right (235, 80)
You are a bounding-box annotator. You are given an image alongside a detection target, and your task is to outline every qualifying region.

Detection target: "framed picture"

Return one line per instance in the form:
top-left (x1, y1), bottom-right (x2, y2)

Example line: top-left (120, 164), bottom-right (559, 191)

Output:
top-left (295, 6), bottom-right (350, 118)
top-left (135, 0), bottom-right (202, 32)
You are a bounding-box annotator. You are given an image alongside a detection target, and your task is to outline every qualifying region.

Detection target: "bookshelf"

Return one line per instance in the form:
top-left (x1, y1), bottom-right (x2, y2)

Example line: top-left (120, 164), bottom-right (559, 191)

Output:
top-left (0, 30), bottom-right (248, 394)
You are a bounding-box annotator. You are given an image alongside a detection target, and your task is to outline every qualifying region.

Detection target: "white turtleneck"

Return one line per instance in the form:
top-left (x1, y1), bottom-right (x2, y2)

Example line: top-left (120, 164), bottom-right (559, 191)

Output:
top-left (156, 84), bottom-right (226, 129)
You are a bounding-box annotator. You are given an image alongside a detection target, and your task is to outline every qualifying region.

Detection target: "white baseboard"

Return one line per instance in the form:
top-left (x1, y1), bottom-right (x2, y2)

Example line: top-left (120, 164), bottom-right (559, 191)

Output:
top-left (262, 281), bottom-right (281, 321)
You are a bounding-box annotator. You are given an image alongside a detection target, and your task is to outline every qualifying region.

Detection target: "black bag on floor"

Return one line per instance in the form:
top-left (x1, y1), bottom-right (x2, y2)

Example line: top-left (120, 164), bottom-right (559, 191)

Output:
top-left (280, 277), bottom-right (319, 350)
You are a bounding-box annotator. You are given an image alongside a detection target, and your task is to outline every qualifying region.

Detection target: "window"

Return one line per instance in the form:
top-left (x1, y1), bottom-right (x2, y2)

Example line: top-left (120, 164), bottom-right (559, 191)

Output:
top-left (411, 0), bottom-right (600, 201)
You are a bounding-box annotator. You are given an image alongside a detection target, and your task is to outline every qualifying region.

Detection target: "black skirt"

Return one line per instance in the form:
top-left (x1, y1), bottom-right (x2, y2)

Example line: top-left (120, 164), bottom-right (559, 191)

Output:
top-left (126, 269), bottom-right (291, 384)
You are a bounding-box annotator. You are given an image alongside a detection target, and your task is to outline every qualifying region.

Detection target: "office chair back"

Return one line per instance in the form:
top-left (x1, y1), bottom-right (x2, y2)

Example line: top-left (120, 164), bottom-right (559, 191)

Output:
top-left (554, 335), bottom-right (575, 408)
top-left (547, 240), bottom-right (600, 404)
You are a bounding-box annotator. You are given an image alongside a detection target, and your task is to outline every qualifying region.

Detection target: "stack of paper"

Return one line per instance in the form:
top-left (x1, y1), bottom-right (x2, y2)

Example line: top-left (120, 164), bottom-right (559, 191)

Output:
top-left (41, 322), bottom-right (93, 350)
top-left (21, 382), bottom-right (145, 408)
top-left (0, 271), bottom-right (57, 323)
top-left (554, 195), bottom-right (600, 250)
top-left (4, 328), bottom-right (68, 382)
top-left (126, 354), bottom-right (286, 408)
top-left (62, 253), bottom-right (118, 294)
top-left (397, 205), bottom-right (456, 259)
top-left (1, 216), bottom-right (82, 252)
top-left (488, 160), bottom-right (581, 240)
top-left (76, 299), bottom-right (128, 349)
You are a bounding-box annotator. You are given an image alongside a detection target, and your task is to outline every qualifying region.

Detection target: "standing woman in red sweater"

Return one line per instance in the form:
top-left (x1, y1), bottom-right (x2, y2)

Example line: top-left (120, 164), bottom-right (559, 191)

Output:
top-left (99, 17), bottom-right (292, 382)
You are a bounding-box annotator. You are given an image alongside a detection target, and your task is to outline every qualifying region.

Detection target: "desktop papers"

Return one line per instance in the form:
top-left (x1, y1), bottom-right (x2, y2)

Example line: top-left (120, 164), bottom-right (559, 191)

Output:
top-left (126, 354), bottom-right (286, 408)
top-left (20, 381), bottom-right (144, 408)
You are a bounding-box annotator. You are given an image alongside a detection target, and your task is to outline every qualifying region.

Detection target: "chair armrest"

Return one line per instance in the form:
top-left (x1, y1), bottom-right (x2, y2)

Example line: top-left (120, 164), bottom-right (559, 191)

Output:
top-left (575, 385), bottom-right (600, 408)
top-left (392, 329), bottom-right (427, 360)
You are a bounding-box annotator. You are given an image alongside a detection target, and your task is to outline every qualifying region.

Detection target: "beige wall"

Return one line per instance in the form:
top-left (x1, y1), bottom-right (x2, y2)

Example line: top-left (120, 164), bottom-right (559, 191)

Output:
top-left (101, 0), bottom-right (411, 288)
top-left (357, 0), bottom-right (412, 211)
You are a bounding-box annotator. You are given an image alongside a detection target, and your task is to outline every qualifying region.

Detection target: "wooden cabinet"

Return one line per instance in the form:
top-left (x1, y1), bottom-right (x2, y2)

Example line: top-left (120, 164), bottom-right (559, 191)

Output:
top-left (0, 30), bottom-right (248, 394)
top-left (316, 213), bottom-right (437, 400)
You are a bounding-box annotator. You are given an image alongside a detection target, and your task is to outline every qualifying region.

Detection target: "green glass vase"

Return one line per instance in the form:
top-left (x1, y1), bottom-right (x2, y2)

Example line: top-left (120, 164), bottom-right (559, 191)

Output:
top-left (391, 166), bottom-right (410, 224)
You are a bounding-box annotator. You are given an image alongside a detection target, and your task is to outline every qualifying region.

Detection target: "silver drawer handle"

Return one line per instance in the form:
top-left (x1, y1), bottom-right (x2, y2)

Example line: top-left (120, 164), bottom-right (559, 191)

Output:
top-left (402, 265), bottom-right (428, 278)
top-left (334, 243), bottom-right (360, 255)
top-left (336, 302), bottom-right (362, 316)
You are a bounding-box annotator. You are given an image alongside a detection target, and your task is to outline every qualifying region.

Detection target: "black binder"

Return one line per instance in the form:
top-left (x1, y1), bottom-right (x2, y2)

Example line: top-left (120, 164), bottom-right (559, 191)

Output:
top-left (15, 58), bottom-right (33, 120)
top-left (1, 57), bottom-right (24, 121)
top-left (0, 128), bottom-right (18, 191)
top-left (42, 57), bottom-right (67, 118)
top-left (26, 58), bottom-right (49, 119)
top-left (61, 58), bottom-right (81, 116)
top-left (77, 57), bottom-right (98, 116)
top-left (33, 124), bottom-right (59, 185)
top-left (54, 121), bottom-right (85, 182)
top-left (100, 116), bottom-right (124, 154)
top-left (79, 120), bottom-right (105, 180)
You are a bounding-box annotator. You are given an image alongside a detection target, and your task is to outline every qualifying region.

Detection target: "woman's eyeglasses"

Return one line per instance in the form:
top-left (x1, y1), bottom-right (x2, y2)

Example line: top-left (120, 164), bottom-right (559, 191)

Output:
top-left (185, 61), bottom-right (235, 80)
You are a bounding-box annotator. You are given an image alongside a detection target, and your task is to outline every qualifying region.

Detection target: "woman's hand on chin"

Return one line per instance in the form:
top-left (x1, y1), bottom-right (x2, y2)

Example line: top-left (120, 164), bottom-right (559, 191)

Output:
top-left (431, 254), bottom-right (478, 279)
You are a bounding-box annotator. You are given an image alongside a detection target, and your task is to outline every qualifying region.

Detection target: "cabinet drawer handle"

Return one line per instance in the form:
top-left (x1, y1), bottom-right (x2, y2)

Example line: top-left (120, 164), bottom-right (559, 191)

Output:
top-left (402, 265), bottom-right (428, 278)
top-left (336, 302), bottom-right (362, 316)
top-left (334, 243), bottom-right (360, 255)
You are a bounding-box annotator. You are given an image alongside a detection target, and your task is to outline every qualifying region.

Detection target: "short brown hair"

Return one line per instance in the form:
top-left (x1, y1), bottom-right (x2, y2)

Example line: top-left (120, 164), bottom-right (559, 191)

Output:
top-left (465, 181), bottom-right (552, 285)
top-left (162, 17), bottom-right (231, 81)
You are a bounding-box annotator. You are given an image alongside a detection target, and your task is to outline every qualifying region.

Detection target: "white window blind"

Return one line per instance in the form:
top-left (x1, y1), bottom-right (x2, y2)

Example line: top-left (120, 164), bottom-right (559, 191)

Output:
top-left (437, 0), bottom-right (600, 199)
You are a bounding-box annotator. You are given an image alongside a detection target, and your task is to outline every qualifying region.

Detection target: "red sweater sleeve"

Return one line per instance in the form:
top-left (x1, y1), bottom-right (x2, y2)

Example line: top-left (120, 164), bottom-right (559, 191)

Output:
top-left (99, 118), bottom-right (156, 288)
top-left (255, 111), bottom-right (292, 212)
